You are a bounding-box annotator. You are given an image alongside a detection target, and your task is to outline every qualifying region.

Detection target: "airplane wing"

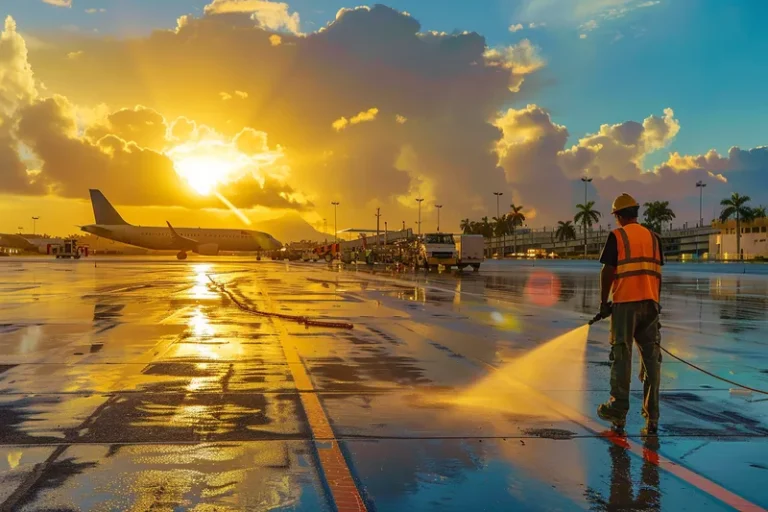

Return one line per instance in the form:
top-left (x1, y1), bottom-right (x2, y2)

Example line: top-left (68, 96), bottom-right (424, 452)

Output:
top-left (81, 225), bottom-right (114, 238)
top-left (166, 221), bottom-right (199, 250)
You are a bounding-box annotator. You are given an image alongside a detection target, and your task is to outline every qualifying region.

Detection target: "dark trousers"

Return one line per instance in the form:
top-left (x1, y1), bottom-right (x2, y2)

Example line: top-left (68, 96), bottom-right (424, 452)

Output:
top-left (608, 300), bottom-right (661, 421)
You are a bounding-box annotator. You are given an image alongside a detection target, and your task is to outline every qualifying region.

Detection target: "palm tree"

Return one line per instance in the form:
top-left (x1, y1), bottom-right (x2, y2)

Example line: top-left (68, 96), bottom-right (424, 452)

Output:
top-left (493, 215), bottom-right (509, 237)
top-left (460, 218), bottom-right (472, 234)
top-left (508, 204), bottom-right (525, 256)
top-left (555, 220), bottom-right (577, 257)
top-left (480, 216), bottom-right (493, 238)
top-left (753, 205), bottom-right (767, 219)
top-left (574, 201), bottom-right (601, 258)
top-left (720, 192), bottom-right (752, 260)
top-left (642, 201), bottom-right (676, 233)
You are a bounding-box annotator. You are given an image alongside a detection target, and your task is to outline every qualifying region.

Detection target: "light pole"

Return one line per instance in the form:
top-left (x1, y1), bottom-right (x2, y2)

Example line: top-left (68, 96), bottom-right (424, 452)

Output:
top-left (416, 198), bottom-right (424, 236)
top-left (435, 204), bottom-right (443, 232)
top-left (375, 207), bottom-right (382, 246)
top-left (696, 180), bottom-right (707, 260)
top-left (32, 216), bottom-right (40, 235)
top-left (402, 220), bottom-right (406, 232)
top-left (323, 218), bottom-right (328, 242)
top-left (580, 177), bottom-right (592, 258)
top-left (331, 202), bottom-right (340, 242)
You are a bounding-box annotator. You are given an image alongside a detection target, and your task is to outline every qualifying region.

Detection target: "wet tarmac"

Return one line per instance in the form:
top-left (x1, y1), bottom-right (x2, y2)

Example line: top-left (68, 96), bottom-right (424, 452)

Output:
top-left (1, 257), bottom-right (767, 511)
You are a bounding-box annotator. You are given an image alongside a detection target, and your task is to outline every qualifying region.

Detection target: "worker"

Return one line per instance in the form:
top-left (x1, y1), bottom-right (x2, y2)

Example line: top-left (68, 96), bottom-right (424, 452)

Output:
top-left (596, 193), bottom-right (663, 435)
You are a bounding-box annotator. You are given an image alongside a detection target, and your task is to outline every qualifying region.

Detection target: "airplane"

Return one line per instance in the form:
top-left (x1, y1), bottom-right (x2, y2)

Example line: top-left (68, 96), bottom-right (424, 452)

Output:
top-left (80, 189), bottom-right (283, 259)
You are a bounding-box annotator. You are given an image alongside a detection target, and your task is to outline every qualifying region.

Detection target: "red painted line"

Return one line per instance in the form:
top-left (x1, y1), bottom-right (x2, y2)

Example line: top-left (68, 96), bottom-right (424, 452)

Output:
top-left (476, 359), bottom-right (767, 512)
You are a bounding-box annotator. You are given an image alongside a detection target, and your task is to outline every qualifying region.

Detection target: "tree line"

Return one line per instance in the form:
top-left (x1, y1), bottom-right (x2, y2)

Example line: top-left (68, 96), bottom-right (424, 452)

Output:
top-left (459, 194), bottom-right (766, 257)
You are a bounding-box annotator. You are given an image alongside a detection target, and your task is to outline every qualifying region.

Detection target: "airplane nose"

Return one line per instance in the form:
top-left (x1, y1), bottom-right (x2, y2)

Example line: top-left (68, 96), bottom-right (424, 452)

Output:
top-left (270, 237), bottom-right (283, 250)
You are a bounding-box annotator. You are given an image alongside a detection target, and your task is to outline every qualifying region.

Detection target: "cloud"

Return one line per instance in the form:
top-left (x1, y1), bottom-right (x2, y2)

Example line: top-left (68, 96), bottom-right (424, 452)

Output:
top-left (521, 0), bottom-right (661, 26)
top-left (67, 50), bottom-right (83, 59)
top-left (484, 39), bottom-right (545, 92)
top-left (395, 114), bottom-right (407, 124)
top-left (559, 108), bottom-right (679, 180)
top-left (42, 0), bottom-right (71, 6)
top-left (580, 34), bottom-right (588, 39)
top-left (528, 22), bottom-right (546, 29)
top-left (580, 19), bottom-right (599, 32)
top-left (0, 17), bottom-right (38, 115)
top-left (494, 104), bottom-right (572, 213)
top-left (269, 34), bottom-right (282, 46)
top-left (234, 90), bottom-right (248, 99)
top-left (350, 107), bottom-right (378, 124)
top-left (203, 0), bottom-right (301, 34)
top-left (84, 105), bottom-right (169, 151)
top-left (509, 24), bottom-right (524, 33)
top-left (85, 8), bottom-right (106, 14)
top-left (219, 92), bottom-right (232, 101)
top-left (333, 107), bottom-right (379, 131)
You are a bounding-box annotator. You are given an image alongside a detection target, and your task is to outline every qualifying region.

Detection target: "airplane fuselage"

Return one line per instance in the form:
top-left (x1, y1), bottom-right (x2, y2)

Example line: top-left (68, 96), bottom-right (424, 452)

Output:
top-left (81, 224), bottom-right (281, 253)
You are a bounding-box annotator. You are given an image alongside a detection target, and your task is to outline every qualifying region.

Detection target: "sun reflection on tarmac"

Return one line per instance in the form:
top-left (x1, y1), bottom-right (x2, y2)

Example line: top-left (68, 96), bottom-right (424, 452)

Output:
top-left (190, 264), bottom-right (217, 300)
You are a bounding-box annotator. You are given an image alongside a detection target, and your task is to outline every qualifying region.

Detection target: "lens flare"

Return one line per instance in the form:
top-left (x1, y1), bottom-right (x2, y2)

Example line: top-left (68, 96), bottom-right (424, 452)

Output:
top-left (524, 270), bottom-right (561, 308)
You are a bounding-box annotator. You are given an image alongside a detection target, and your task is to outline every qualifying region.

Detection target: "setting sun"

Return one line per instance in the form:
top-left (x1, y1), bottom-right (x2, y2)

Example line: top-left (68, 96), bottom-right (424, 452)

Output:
top-left (167, 140), bottom-right (251, 195)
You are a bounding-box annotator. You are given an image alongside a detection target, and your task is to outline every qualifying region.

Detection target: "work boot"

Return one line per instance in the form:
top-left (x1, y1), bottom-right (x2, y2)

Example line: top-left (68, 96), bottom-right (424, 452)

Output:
top-left (597, 403), bottom-right (626, 433)
top-left (641, 420), bottom-right (659, 436)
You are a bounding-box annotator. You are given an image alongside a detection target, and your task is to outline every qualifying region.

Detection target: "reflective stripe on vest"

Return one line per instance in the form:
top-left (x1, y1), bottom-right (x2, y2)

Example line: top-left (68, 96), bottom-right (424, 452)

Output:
top-left (612, 224), bottom-right (661, 303)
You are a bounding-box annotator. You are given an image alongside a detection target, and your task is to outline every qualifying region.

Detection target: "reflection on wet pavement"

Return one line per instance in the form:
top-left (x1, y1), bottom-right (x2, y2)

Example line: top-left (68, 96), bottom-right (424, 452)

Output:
top-left (0, 258), bottom-right (767, 510)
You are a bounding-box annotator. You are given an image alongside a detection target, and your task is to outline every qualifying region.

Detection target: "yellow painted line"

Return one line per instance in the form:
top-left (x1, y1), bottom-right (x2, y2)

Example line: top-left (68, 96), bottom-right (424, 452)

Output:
top-left (235, 277), bottom-right (367, 512)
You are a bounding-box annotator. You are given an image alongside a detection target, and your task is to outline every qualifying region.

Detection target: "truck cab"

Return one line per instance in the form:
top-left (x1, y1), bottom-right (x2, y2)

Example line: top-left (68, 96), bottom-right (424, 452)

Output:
top-left (418, 233), bottom-right (458, 270)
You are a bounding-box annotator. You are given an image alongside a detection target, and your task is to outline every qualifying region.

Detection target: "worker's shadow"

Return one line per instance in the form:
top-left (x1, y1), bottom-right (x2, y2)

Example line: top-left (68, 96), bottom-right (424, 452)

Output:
top-left (585, 436), bottom-right (661, 511)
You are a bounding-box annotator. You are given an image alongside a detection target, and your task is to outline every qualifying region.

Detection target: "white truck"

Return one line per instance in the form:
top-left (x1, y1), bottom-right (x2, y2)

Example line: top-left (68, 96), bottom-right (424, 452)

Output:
top-left (456, 234), bottom-right (484, 271)
top-left (417, 233), bottom-right (458, 271)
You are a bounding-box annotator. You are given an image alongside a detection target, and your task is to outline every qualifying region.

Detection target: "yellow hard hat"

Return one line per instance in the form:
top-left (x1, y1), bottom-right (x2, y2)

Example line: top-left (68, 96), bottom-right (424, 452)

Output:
top-left (611, 193), bottom-right (639, 214)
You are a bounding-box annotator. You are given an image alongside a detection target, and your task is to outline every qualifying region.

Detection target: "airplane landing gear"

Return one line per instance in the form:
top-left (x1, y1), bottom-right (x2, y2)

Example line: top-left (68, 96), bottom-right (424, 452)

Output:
top-left (177, 251), bottom-right (187, 260)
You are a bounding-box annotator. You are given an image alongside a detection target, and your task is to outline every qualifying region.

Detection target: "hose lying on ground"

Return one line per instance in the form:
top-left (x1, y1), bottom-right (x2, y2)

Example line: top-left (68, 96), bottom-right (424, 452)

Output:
top-left (589, 313), bottom-right (767, 395)
top-left (207, 275), bottom-right (354, 330)
top-left (659, 345), bottom-right (768, 396)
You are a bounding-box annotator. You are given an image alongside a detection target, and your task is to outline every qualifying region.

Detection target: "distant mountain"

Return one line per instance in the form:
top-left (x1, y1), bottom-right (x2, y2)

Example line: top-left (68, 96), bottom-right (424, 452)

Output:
top-left (253, 212), bottom-right (330, 244)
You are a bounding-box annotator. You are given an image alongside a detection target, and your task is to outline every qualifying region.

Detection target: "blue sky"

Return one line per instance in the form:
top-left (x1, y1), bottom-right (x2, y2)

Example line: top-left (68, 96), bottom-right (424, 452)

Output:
top-left (7, 0), bottom-right (768, 163)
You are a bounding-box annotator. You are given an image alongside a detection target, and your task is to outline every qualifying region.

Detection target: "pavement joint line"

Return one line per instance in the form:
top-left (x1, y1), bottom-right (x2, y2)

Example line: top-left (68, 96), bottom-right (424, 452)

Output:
top-left (0, 430), bottom-right (766, 449)
top-left (330, 267), bottom-right (767, 512)
top-left (210, 274), bottom-right (368, 512)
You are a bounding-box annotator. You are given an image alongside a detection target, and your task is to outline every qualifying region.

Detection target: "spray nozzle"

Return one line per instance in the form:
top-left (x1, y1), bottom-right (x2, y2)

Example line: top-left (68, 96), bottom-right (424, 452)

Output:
top-left (587, 312), bottom-right (603, 326)
top-left (588, 302), bottom-right (613, 325)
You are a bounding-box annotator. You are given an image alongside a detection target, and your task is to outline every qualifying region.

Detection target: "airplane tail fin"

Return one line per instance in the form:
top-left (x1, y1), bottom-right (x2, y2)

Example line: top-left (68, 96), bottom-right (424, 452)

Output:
top-left (89, 189), bottom-right (129, 225)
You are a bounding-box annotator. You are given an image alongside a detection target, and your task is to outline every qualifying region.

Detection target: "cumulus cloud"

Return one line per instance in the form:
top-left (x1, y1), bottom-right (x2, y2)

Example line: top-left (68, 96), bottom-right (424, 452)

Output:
top-left (509, 24), bottom-right (524, 32)
top-left (67, 50), bottom-right (83, 59)
top-left (84, 105), bottom-right (169, 151)
top-left (483, 39), bottom-right (545, 92)
top-left (11, 6), bottom-right (764, 230)
top-left (0, 16), bottom-right (38, 115)
top-left (204, 0), bottom-right (301, 34)
top-left (269, 34), bottom-right (281, 46)
top-left (85, 8), bottom-right (106, 14)
top-left (559, 108), bottom-right (680, 180)
top-left (42, 0), bottom-right (72, 6)
top-left (10, 95), bottom-right (306, 210)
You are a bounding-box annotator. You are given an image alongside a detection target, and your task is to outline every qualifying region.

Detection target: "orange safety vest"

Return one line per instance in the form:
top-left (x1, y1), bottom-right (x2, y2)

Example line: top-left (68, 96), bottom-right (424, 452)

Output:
top-left (612, 223), bottom-right (662, 304)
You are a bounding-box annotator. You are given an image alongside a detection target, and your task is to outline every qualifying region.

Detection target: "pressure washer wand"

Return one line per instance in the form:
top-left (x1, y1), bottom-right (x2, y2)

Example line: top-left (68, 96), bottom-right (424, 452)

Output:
top-left (588, 302), bottom-right (613, 325)
top-left (587, 312), bottom-right (603, 326)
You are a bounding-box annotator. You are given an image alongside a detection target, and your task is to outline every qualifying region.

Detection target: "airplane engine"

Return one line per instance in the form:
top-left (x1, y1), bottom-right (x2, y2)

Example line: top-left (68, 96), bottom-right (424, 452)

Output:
top-left (195, 243), bottom-right (219, 256)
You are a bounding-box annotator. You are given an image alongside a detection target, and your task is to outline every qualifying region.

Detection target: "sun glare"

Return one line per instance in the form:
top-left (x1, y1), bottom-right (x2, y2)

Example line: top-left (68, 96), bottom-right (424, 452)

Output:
top-left (167, 140), bottom-right (252, 195)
